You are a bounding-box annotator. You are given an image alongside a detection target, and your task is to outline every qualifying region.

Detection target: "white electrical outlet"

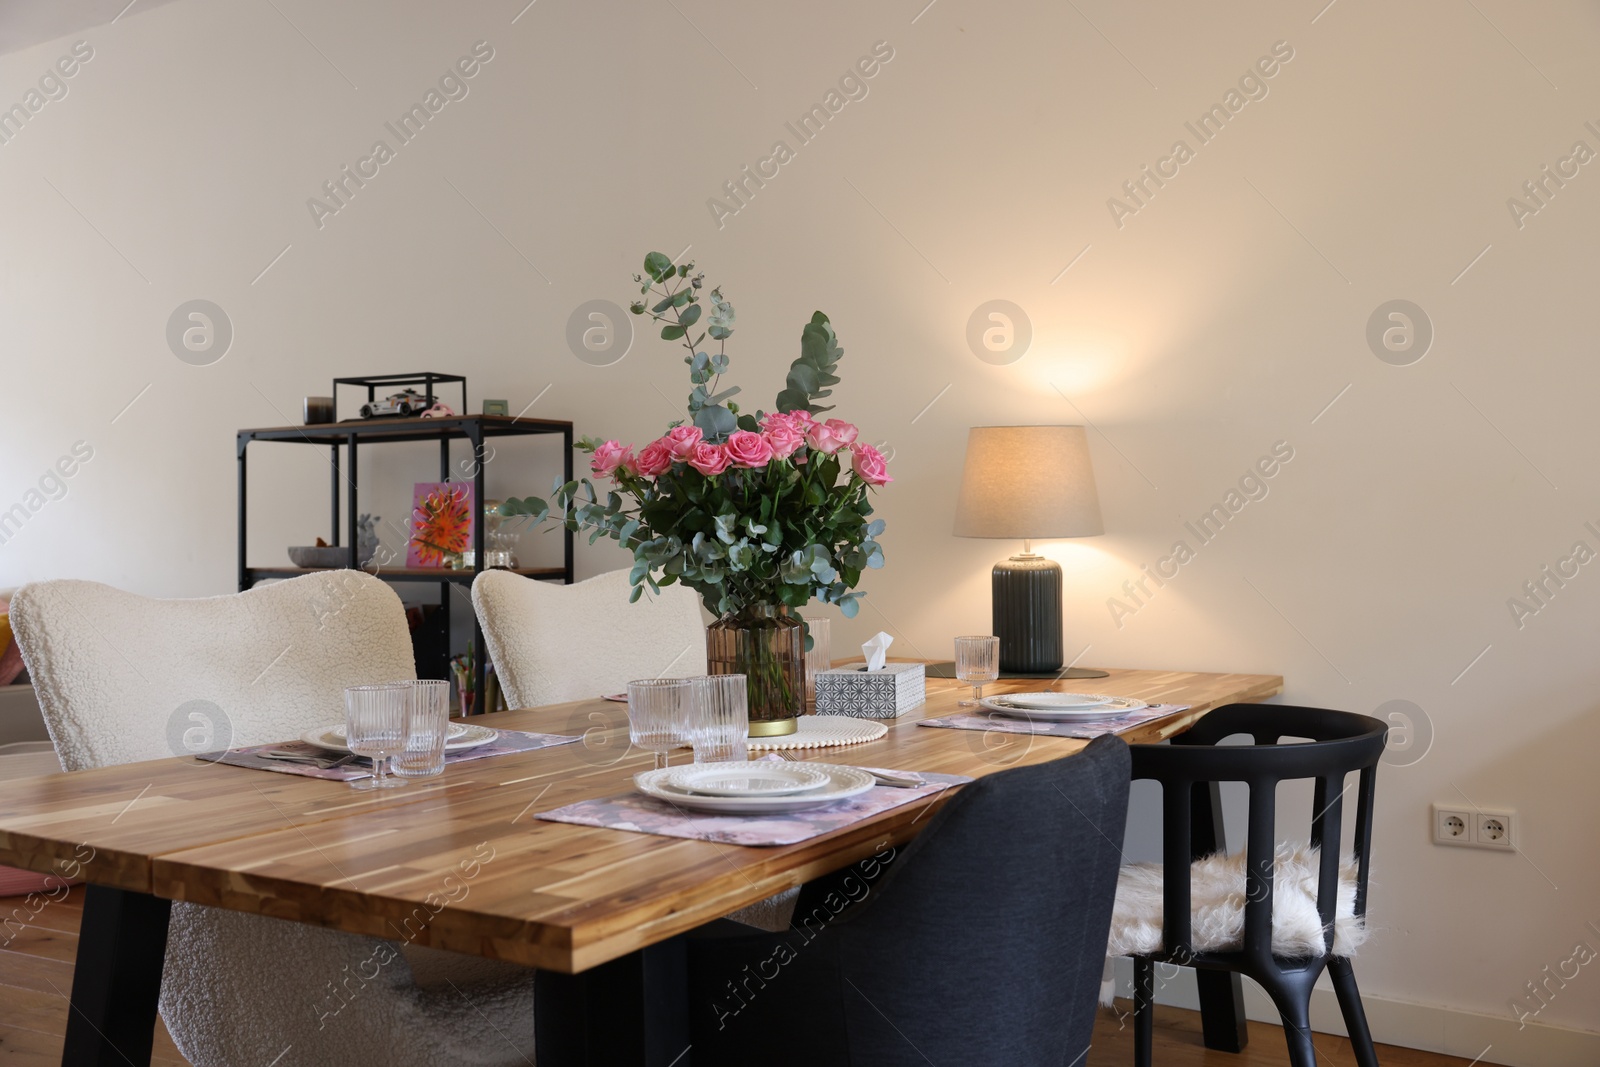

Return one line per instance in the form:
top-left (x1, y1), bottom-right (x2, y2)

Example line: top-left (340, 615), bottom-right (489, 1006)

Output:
top-left (1475, 810), bottom-right (1515, 850)
top-left (1433, 806), bottom-right (1471, 845)
top-left (1433, 804), bottom-right (1516, 850)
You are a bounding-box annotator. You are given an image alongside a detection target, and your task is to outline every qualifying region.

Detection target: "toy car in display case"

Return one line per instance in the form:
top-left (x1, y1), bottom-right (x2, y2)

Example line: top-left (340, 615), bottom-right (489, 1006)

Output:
top-left (359, 389), bottom-right (429, 418)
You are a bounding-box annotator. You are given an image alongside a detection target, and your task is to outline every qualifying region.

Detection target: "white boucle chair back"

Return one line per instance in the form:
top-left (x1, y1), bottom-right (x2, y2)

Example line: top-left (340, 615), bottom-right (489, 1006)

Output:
top-left (10, 573), bottom-right (415, 772)
top-left (472, 568), bottom-right (706, 709)
top-left (6, 574), bottom-right (539, 1066)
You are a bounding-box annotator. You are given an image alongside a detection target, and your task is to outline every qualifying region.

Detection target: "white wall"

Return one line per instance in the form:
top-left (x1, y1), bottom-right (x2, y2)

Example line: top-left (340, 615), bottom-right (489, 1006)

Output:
top-left (1, 0), bottom-right (1597, 1053)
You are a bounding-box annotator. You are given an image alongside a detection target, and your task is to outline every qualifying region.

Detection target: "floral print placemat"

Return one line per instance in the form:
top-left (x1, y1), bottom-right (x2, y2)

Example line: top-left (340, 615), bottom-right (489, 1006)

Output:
top-left (536, 770), bottom-right (972, 847)
top-left (196, 729), bottom-right (582, 781)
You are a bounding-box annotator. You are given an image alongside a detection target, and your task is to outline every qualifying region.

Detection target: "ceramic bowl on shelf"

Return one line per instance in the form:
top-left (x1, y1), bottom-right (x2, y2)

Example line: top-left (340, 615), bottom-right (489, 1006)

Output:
top-left (287, 545), bottom-right (375, 569)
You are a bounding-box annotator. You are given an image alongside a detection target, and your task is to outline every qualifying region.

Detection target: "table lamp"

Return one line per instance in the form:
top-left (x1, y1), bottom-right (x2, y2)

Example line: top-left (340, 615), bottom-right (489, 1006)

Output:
top-left (953, 425), bottom-right (1105, 676)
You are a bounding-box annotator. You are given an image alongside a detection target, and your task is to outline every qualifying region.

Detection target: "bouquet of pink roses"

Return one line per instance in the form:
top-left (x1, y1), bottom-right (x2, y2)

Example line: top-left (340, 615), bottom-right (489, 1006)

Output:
top-left (506, 253), bottom-right (888, 621)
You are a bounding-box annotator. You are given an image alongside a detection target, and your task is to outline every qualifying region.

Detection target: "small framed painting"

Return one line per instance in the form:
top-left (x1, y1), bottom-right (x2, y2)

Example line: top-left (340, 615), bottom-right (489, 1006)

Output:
top-left (407, 482), bottom-right (474, 568)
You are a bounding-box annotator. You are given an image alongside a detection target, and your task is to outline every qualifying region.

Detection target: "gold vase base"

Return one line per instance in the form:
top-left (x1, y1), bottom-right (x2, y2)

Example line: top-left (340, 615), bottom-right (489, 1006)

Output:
top-left (747, 717), bottom-right (799, 737)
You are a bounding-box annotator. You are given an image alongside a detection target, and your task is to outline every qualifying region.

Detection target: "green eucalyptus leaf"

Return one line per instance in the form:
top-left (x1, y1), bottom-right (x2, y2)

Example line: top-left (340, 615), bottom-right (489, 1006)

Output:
top-left (777, 311), bottom-right (844, 414)
top-left (661, 324), bottom-right (687, 341)
top-left (693, 404), bottom-right (737, 439)
top-left (644, 251), bottom-right (674, 282)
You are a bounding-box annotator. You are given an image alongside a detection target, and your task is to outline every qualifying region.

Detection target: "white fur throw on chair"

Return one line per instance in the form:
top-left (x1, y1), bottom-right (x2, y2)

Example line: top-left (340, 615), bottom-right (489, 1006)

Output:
top-left (1106, 844), bottom-right (1368, 962)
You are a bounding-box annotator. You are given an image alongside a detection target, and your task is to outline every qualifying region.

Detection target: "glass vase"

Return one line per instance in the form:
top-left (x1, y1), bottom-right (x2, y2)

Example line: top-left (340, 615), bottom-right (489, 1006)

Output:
top-left (706, 604), bottom-right (803, 736)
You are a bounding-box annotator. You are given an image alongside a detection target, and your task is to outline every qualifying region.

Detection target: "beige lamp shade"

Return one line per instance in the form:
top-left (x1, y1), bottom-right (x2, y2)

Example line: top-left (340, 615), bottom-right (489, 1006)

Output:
top-left (952, 425), bottom-right (1104, 539)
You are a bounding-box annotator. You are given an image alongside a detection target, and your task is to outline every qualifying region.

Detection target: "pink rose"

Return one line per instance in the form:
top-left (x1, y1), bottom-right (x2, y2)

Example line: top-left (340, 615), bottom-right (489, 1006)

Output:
top-left (850, 443), bottom-right (892, 486)
top-left (663, 425), bottom-right (703, 460)
top-left (590, 440), bottom-right (632, 478)
top-left (805, 419), bottom-right (852, 454)
top-left (723, 430), bottom-right (775, 468)
top-left (822, 419), bottom-right (858, 446)
top-left (687, 442), bottom-right (730, 476)
top-left (760, 414), bottom-right (805, 459)
top-left (633, 439), bottom-right (674, 477)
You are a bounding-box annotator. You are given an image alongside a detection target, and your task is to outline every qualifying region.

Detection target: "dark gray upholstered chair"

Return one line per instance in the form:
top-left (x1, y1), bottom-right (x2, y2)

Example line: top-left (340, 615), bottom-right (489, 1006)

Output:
top-left (685, 734), bottom-right (1132, 1067)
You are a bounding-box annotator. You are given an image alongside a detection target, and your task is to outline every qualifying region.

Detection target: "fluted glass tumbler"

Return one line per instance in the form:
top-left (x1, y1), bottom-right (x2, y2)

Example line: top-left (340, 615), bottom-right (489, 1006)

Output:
top-left (691, 674), bottom-right (749, 763)
top-left (627, 678), bottom-right (695, 770)
top-left (394, 679), bottom-right (450, 778)
top-left (802, 616), bottom-right (831, 709)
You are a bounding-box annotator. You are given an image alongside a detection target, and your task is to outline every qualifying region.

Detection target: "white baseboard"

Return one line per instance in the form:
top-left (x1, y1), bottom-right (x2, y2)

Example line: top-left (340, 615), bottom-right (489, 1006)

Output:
top-left (1108, 958), bottom-right (1600, 1067)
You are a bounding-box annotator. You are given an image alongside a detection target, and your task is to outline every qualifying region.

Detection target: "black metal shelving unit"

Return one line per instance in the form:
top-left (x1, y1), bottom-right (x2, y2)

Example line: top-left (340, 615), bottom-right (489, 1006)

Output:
top-left (236, 413), bottom-right (574, 705)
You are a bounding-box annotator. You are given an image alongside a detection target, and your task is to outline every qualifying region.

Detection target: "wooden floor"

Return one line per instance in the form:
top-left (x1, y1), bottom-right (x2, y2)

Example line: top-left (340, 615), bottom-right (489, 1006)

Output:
top-left (1, 886), bottom-right (1477, 1066)
top-left (0, 886), bottom-right (186, 1065)
top-left (1088, 1001), bottom-right (1481, 1066)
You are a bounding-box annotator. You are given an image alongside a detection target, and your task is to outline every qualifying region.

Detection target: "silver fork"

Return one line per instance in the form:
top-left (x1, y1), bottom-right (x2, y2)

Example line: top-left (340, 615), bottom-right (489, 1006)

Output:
top-left (261, 750), bottom-right (360, 769)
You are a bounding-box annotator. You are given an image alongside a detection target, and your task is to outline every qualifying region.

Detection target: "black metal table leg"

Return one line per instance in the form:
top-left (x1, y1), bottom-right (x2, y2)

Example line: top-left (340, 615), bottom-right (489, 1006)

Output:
top-left (1191, 781), bottom-right (1248, 1052)
top-left (534, 936), bottom-right (690, 1066)
top-left (62, 885), bottom-right (172, 1067)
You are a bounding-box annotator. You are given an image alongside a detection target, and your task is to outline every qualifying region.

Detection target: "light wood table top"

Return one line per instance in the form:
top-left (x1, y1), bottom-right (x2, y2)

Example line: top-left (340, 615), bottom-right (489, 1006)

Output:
top-left (0, 667), bottom-right (1280, 974)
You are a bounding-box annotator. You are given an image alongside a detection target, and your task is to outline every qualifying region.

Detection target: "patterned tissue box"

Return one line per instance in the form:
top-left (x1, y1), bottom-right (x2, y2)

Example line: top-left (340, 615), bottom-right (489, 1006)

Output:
top-left (813, 662), bottom-right (926, 719)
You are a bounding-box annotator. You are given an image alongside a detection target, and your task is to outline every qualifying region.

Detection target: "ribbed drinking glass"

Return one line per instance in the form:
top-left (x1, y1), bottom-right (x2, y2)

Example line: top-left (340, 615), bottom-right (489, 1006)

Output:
top-left (344, 683), bottom-right (409, 789)
top-left (393, 679), bottom-right (450, 778)
top-left (954, 635), bottom-right (1000, 707)
top-left (627, 678), bottom-right (695, 770)
top-left (691, 674), bottom-right (749, 763)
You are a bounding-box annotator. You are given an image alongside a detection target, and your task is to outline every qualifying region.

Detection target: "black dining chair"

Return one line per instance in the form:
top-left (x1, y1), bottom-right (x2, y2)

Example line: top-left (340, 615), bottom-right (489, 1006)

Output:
top-left (685, 734), bottom-right (1132, 1067)
top-left (1114, 703), bottom-right (1388, 1067)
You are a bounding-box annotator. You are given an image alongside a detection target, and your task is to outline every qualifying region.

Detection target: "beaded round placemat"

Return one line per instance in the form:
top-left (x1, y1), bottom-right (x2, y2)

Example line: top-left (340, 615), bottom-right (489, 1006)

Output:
top-left (746, 715), bottom-right (889, 750)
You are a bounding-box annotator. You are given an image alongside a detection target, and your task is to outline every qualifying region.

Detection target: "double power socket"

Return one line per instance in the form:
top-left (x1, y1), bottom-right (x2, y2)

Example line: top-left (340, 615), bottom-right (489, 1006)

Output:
top-left (1432, 804), bottom-right (1516, 850)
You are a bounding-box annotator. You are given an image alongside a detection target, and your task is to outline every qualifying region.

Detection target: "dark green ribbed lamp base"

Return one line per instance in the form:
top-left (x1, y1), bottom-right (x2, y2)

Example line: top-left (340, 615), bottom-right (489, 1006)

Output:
top-left (993, 553), bottom-right (1064, 674)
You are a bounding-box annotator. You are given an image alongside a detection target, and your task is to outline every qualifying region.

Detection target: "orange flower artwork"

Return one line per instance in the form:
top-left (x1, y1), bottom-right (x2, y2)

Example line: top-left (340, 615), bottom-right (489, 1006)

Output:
top-left (407, 482), bottom-right (474, 567)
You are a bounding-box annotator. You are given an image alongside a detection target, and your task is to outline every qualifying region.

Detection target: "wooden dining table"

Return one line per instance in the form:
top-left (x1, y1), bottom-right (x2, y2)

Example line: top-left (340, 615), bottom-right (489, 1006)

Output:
top-left (0, 665), bottom-right (1280, 1067)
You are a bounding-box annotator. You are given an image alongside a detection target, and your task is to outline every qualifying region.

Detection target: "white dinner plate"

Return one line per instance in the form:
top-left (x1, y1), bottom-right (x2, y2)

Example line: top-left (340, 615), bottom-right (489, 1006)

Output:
top-left (978, 695), bottom-right (1148, 721)
top-left (635, 763), bottom-right (876, 814)
top-left (301, 723), bottom-right (499, 753)
top-left (664, 762), bottom-right (831, 798)
top-left (995, 692), bottom-right (1119, 711)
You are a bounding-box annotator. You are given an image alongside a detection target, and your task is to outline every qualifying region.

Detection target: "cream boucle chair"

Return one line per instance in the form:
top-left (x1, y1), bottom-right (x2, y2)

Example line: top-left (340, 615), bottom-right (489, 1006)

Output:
top-left (10, 573), bottom-right (537, 1066)
top-left (470, 569), bottom-right (706, 708)
top-left (470, 568), bottom-right (795, 931)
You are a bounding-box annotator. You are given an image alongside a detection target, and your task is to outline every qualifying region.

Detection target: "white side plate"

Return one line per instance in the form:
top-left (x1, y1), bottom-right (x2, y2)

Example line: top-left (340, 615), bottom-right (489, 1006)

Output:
top-left (994, 692), bottom-right (1117, 711)
top-left (302, 723), bottom-right (498, 753)
top-left (327, 723), bottom-right (470, 741)
top-left (978, 696), bottom-right (1149, 721)
top-left (635, 763), bottom-right (876, 814)
top-left (664, 762), bottom-right (831, 797)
